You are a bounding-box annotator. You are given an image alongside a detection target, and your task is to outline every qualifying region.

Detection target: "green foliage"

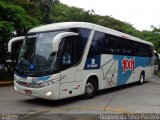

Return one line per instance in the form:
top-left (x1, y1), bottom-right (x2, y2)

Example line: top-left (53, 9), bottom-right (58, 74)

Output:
top-left (51, 4), bottom-right (93, 22)
top-left (51, 3), bottom-right (143, 39)
top-left (0, 21), bottom-right (14, 41)
top-left (0, 21), bottom-right (15, 72)
top-left (156, 71), bottom-right (160, 76)
top-left (0, 0), bottom-right (39, 35)
top-left (141, 29), bottom-right (160, 53)
top-left (0, 0), bottom-right (40, 72)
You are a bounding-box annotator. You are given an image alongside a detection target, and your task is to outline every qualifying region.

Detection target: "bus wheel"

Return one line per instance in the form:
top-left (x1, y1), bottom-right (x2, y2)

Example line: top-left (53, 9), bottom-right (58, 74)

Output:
top-left (84, 79), bottom-right (97, 99)
top-left (138, 72), bottom-right (145, 85)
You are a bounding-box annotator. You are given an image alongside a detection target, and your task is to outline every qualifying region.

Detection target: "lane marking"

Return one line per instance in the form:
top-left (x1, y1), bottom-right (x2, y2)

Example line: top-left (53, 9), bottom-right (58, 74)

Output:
top-left (44, 105), bottom-right (133, 114)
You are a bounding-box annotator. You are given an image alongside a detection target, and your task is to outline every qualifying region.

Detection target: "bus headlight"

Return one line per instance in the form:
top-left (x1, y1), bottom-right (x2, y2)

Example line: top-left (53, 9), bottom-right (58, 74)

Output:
top-left (14, 86), bottom-right (17, 91)
top-left (46, 91), bottom-right (52, 96)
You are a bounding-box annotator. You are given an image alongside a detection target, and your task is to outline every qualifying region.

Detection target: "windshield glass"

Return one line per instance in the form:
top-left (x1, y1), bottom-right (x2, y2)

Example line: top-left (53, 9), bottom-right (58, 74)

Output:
top-left (16, 31), bottom-right (64, 76)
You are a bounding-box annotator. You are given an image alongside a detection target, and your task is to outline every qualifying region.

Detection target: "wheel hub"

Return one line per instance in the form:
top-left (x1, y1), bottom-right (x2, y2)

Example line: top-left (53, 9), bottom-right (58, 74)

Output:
top-left (85, 83), bottom-right (94, 94)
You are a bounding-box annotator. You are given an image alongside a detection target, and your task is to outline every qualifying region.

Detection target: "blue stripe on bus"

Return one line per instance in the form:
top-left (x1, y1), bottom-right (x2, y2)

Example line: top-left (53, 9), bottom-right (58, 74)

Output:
top-left (113, 55), bottom-right (151, 86)
top-left (84, 55), bottom-right (152, 86)
top-left (39, 76), bottom-right (50, 81)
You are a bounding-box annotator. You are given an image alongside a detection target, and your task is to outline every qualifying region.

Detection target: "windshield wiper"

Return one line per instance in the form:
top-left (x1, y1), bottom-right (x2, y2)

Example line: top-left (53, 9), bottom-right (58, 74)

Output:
top-left (18, 57), bottom-right (24, 72)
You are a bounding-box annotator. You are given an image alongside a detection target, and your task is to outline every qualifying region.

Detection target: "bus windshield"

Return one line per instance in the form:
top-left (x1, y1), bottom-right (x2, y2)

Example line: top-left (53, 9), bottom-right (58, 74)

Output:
top-left (16, 31), bottom-right (64, 76)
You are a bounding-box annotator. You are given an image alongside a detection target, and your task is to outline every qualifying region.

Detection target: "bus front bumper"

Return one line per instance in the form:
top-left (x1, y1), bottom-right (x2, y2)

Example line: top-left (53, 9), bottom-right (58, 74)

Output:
top-left (14, 81), bottom-right (60, 100)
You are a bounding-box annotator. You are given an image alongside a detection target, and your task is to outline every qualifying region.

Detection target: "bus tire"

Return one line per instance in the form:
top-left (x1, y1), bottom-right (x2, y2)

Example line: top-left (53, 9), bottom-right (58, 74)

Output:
top-left (138, 72), bottom-right (145, 85)
top-left (84, 78), bottom-right (97, 99)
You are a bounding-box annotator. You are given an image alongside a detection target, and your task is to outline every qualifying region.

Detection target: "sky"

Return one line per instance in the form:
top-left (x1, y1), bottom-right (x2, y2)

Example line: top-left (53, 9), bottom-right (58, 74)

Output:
top-left (60, 0), bottom-right (160, 31)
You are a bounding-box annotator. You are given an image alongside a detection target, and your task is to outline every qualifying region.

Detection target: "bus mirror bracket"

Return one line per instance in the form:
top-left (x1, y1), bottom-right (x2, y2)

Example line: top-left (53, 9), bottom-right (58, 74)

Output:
top-left (8, 36), bottom-right (25, 53)
top-left (52, 32), bottom-right (79, 52)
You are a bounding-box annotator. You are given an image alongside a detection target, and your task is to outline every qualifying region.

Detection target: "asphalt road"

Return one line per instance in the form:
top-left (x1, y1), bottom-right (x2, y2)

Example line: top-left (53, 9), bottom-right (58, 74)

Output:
top-left (0, 75), bottom-right (160, 120)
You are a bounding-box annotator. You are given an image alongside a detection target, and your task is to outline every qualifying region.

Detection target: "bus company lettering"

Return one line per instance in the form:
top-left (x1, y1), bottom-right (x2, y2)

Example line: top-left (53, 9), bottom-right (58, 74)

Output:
top-left (87, 59), bottom-right (98, 68)
top-left (122, 57), bottom-right (135, 74)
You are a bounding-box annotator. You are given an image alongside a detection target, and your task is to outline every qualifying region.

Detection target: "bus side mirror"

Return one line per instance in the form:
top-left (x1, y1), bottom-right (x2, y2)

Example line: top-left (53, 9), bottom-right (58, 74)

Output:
top-left (8, 36), bottom-right (25, 53)
top-left (52, 32), bottom-right (79, 52)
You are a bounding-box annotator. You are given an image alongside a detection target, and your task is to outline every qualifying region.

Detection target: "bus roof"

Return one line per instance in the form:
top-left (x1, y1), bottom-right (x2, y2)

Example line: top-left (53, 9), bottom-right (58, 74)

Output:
top-left (28, 22), bottom-right (153, 46)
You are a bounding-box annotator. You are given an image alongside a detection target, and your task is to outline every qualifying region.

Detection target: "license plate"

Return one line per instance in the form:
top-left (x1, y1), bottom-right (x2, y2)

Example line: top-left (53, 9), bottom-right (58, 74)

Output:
top-left (25, 90), bottom-right (32, 95)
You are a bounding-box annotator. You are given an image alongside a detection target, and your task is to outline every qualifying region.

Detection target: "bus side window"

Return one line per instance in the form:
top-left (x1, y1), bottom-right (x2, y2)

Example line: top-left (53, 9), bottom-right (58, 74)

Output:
top-left (107, 35), bottom-right (120, 55)
top-left (60, 36), bottom-right (81, 69)
top-left (61, 37), bottom-right (74, 67)
top-left (87, 31), bottom-right (106, 58)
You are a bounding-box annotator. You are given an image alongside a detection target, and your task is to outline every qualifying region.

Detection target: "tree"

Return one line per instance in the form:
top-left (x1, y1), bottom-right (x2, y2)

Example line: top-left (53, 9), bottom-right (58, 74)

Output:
top-left (39, 0), bottom-right (60, 24)
top-left (141, 30), bottom-right (160, 53)
top-left (0, 1), bottom-right (39, 35)
top-left (0, 21), bottom-right (15, 72)
top-left (0, 1), bottom-right (39, 72)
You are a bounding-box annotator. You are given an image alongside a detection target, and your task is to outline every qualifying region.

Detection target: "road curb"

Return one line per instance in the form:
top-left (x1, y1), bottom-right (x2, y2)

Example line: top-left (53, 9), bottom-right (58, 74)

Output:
top-left (0, 81), bottom-right (13, 86)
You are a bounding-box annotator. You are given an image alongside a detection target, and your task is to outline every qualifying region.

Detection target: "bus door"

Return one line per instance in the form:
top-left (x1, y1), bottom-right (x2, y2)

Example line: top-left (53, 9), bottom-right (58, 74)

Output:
top-left (59, 36), bottom-right (82, 98)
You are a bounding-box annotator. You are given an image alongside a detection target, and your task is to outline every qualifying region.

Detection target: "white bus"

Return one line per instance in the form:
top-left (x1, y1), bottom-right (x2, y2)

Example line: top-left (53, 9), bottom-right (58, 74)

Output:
top-left (8, 22), bottom-right (155, 100)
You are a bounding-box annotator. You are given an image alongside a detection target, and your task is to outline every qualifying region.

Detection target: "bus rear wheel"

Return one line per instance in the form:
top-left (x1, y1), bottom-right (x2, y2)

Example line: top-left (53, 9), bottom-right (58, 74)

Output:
top-left (84, 79), bottom-right (97, 99)
top-left (138, 72), bottom-right (145, 85)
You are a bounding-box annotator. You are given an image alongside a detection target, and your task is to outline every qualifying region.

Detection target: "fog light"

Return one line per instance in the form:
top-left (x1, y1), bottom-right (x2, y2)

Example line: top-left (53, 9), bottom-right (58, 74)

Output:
top-left (46, 91), bottom-right (52, 96)
top-left (14, 86), bottom-right (17, 91)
